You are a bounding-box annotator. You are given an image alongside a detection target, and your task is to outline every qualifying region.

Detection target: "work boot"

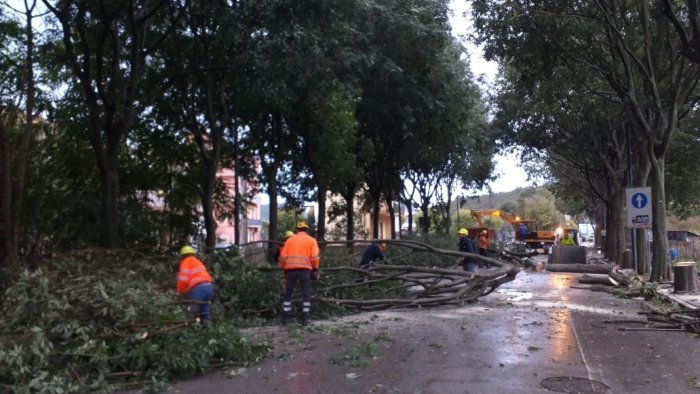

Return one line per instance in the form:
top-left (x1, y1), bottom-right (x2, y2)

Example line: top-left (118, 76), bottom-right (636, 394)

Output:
top-left (282, 312), bottom-right (291, 325)
top-left (301, 313), bottom-right (310, 326)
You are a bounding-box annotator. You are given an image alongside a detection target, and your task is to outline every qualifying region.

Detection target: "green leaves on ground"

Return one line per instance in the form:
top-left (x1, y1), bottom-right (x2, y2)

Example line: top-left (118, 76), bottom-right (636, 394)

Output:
top-left (330, 342), bottom-right (380, 368)
top-left (0, 251), bottom-right (272, 393)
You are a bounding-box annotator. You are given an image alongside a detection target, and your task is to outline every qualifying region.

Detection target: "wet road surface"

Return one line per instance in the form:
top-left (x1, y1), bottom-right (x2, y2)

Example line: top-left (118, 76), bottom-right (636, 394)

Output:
top-left (151, 269), bottom-right (700, 394)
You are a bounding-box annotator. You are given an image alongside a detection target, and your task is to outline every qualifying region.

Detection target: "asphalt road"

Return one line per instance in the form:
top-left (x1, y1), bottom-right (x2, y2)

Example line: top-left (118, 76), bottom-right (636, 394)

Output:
top-left (146, 268), bottom-right (700, 394)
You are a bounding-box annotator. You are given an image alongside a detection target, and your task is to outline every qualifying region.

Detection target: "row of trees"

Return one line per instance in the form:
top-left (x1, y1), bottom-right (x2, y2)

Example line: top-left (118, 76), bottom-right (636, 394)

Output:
top-left (472, 0), bottom-right (700, 280)
top-left (0, 0), bottom-right (494, 264)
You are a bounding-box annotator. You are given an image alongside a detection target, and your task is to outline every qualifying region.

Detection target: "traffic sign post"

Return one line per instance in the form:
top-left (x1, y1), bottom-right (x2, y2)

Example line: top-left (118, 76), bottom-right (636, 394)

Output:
top-left (626, 187), bottom-right (652, 274)
top-left (626, 187), bottom-right (652, 229)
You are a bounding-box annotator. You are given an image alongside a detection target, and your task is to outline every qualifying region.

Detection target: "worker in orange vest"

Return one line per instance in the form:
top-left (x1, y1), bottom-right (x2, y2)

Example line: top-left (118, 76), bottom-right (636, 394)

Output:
top-left (177, 245), bottom-right (215, 321)
top-left (279, 221), bottom-right (320, 326)
top-left (478, 230), bottom-right (490, 268)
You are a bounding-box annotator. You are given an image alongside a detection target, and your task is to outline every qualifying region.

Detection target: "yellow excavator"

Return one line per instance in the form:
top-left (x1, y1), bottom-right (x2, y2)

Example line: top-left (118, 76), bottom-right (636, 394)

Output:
top-left (468, 209), bottom-right (559, 250)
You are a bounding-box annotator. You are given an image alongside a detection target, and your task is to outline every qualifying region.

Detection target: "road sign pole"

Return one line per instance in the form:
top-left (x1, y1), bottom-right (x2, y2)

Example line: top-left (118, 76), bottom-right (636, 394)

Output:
top-left (626, 186), bottom-right (652, 274)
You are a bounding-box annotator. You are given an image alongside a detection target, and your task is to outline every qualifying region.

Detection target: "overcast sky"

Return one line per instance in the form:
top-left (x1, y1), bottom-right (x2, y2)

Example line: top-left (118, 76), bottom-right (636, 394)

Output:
top-left (449, 1), bottom-right (532, 194)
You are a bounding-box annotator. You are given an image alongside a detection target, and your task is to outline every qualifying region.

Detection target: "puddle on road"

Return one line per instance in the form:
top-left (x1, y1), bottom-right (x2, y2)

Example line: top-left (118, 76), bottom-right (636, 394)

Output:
top-left (496, 288), bottom-right (533, 301)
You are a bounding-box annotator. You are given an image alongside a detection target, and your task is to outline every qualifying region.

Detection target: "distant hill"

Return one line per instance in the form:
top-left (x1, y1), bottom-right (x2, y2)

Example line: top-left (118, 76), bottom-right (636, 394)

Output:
top-left (460, 187), bottom-right (533, 210)
top-left (667, 215), bottom-right (700, 234)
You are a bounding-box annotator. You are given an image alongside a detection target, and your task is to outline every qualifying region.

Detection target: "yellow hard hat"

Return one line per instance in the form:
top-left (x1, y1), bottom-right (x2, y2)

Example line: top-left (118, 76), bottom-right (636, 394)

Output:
top-left (284, 230), bottom-right (294, 239)
top-left (296, 221), bottom-right (309, 229)
top-left (179, 245), bottom-right (196, 256)
top-left (458, 228), bottom-right (469, 236)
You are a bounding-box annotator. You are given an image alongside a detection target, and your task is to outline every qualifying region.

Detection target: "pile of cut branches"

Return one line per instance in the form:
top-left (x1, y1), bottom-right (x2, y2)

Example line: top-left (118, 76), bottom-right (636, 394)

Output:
top-left (604, 309), bottom-right (700, 334)
top-left (0, 250), bottom-right (272, 393)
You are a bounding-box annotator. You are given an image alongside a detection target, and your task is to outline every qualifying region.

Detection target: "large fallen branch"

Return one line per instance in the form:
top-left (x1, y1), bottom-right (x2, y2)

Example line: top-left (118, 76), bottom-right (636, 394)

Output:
top-left (309, 239), bottom-right (520, 310)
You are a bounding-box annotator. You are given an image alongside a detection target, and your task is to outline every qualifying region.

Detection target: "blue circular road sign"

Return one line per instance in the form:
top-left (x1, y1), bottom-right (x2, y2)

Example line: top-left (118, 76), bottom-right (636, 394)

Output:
top-left (631, 192), bottom-right (648, 209)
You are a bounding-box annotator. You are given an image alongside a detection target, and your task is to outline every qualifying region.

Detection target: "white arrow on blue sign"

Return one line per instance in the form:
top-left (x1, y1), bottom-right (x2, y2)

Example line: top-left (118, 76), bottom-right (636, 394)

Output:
top-left (626, 187), bottom-right (652, 229)
top-left (631, 192), bottom-right (648, 209)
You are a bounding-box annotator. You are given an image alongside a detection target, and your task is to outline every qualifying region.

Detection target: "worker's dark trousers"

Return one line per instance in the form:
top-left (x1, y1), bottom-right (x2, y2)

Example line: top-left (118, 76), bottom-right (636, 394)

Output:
top-left (478, 248), bottom-right (489, 267)
top-left (463, 259), bottom-right (477, 272)
top-left (282, 269), bottom-right (312, 316)
top-left (187, 282), bottom-right (214, 321)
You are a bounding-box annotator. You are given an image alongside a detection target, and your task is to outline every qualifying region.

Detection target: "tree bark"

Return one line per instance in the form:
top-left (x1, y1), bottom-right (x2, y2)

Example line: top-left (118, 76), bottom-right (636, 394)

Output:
top-left (650, 162), bottom-right (670, 281)
top-left (0, 113), bottom-right (12, 264)
top-left (579, 273), bottom-right (616, 285)
top-left (673, 262), bottom-right (699, 293)
top-left (11, 3), bottom-right (37, 260)
top-left (341, 182), bottom-right (356, 242)
top-left (200, 167), bottom-right (217, 249)
top-left (371, 190), bottom-right (381, 238)
top-left (233, 124), bottom-right (241, 245)
top-left (386, 194), bottom-right (396, 239)
top-left (97, 154), bottom-right (120, 249)
top-left (316, 182), bottom-right (327, 244)
top-left (605, 186), bottom-right (626, 266)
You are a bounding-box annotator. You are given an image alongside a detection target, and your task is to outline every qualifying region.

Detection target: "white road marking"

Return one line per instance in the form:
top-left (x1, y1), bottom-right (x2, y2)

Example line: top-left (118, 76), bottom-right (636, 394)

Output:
top-left (569, 308), bottom-right (606, 385)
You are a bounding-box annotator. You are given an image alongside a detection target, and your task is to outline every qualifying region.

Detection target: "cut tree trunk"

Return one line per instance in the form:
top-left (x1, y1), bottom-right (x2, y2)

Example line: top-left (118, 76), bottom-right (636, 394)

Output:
top-left (673, 262), bottom-right (700, 294)
top-left (545, 263), bottom-right (614, 274)
top-left (608, 270), bottom-right (633, 286)
top-left (550, 245), bottom-right (587, 264)
top-left (579, 273), bottom-right (616, 285)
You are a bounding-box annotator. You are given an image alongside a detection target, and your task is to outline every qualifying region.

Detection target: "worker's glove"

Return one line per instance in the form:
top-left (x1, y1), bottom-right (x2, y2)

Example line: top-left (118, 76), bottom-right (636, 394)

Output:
top-left (311, 269), bottom-right (320, 281)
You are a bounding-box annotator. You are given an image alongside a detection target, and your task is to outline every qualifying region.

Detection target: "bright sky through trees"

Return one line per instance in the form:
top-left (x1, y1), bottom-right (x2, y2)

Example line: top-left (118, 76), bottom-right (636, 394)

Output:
top-left (449, 0), bottom-right (532, 194)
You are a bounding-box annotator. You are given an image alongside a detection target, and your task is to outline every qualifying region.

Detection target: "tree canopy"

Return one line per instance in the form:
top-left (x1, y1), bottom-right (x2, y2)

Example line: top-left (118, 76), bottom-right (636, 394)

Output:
top-left (0, 0), bottom-right (494, 262)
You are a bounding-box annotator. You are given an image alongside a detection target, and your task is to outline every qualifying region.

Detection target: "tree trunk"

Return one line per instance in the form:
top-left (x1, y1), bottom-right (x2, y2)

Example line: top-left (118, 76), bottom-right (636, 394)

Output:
top-left (635, 228), bottom-right (649, 275)
top-left (386, 195), bottom-right (396, 239)
top-left (650, 162), bottom-right (670, 281)
top-left (406, 201), bottom-right (414, 234)
top-left (11, 6), bottom-right (36, 260)
top-left (316, 182), bottom-right (327, 244)
top-left (0, 5), bottom-right (37, 263)
top-left (233, 123), bottom-right (241, 245)
top-left (341, 181), bottom-right (357, 242)
top-left (265, 112), bottom-right (285, 250)
top-left (630, 128), bottom-right (651, 274)
top-left (673, 262), bottom-right (699, 293)
top-left (0, 114), bottom-right (12, 264)
top-left (201, 167), bottom-right (217, 250)
top-left (579, 273), bottom-right (615, 285)
top-left (594, 201), bottom-right (604, 250)
top-left (605, 186), bottom-right (626, 266)
top-left (343, 186), bottom-right (355, 244)
top-left (371, 192), bottom-right (380, 238)
top-left (604, 187), bottom-right (626, 264)
top-left (99, 155), bottom-right (120, 249)
top-left (267, 169), bottom-right (279, 242)
top-left (420, 203), bottom-right (430, 234)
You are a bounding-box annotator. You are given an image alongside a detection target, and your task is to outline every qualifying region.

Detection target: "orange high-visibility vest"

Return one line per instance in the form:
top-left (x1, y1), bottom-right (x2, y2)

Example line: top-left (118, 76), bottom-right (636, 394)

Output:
top-left (479, 235), bottom-right (488, 249)
top-left (279, 232), bottom-right (320, 271)
top-left (176, 255), bottom-right (213, 294)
